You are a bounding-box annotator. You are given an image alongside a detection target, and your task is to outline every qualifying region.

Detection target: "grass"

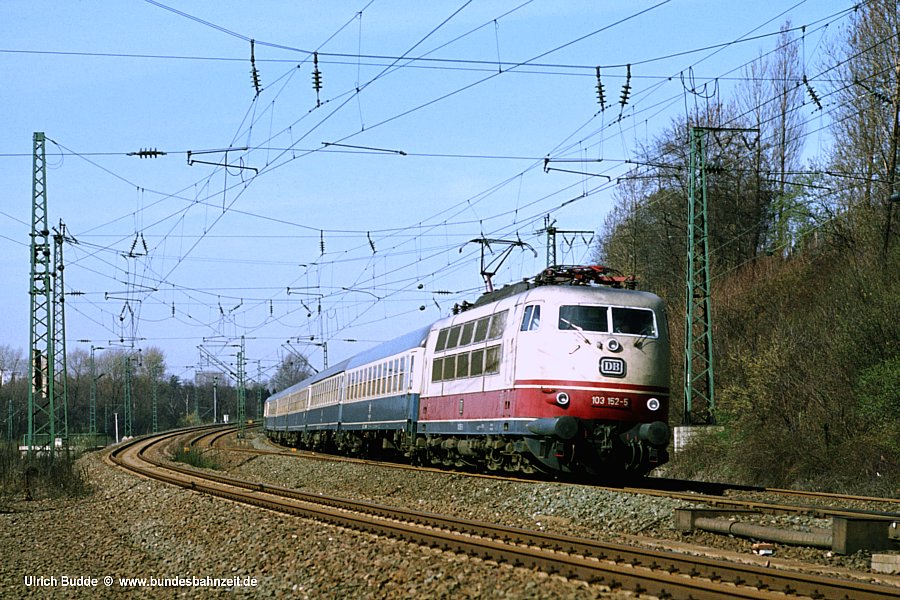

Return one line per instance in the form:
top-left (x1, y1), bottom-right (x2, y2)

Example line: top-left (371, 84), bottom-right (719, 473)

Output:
top-left (171, 445), bottom-right (221, 470)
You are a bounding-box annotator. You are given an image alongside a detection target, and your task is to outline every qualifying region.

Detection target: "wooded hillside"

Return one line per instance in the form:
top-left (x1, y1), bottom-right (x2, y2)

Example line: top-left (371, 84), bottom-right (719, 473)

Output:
top-left (597, 2), bottom-right (899, 494)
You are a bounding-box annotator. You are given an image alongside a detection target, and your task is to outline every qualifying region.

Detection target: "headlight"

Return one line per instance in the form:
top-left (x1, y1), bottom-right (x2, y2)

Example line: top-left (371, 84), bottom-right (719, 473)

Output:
top-left (556, 392), bottom-right (570, 406)
top-left (647, 397), bottom-right (660, 411)
top-left (607, 339), bottom-right (621, 352)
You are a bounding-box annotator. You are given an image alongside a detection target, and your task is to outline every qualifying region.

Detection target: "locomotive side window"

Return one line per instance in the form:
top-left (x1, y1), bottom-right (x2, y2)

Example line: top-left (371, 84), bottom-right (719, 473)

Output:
top-left (430, 345), bottom-right (503, 382)
top-left (431, 358), bottom-right (443, 382)
top-left (520, 305), bottom-right (541, 331)
top-left (473, 317), bottom-right (490, 342)
top-left (447, 325), bottom-right (462, 349)
top-left (435, 328), bottom-right (449, 351)
top-left (442, 355), bottom-right (457, 380)
top-left (460, 321), bottom-right (475, 346)
top-left (559, 305), bottom-right (609, 332)
top-left (470, 349), bottom-right (484, 376)
top-left (488, 310), bottom-right (508, 339)
top-left (484, 345), bottom-right (502, 374)
top-left (456, 353), bottom-right (470, 378)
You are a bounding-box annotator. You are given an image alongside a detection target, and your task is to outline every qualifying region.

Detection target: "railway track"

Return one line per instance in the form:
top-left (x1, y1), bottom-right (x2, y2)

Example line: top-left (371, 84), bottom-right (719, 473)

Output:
top-left (210, 431), bottom-right (900, 522)
top-left (109, 427), bottom-right (900, 600)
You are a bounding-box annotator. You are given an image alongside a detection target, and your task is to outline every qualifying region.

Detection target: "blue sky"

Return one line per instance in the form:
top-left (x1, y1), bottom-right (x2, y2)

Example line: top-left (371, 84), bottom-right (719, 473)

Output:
top-left (0, 1), bottom-right (852, 381)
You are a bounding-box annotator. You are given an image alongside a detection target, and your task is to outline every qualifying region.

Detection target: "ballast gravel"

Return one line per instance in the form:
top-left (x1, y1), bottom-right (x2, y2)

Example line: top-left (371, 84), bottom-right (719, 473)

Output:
top-left (0, 433), bottom-right (895, 599)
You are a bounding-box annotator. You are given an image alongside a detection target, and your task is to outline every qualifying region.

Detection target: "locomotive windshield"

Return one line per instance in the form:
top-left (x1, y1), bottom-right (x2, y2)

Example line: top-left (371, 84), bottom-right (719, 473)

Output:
top-left (559, 306), bottom-right (608, 332)
top-left (559, 305), bottom-right (657, 337)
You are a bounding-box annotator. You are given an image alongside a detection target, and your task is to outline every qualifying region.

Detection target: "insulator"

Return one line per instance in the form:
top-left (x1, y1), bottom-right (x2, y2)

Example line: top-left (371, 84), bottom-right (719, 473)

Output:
top-left (251, 67), bottom-right (262, 95)
top-left (320, 230), bottom-right (325, 254)
top-left (250, 39), bottom-right (262, 96)
top-left (595, 66), bottom-right (606, 111)
top-left (367, 231), bottom-right (376, 253)
top-left (803, 75), bottom-right (822, 111)
top-left (619, 64), bottom-right (632, 108)
top-left (312, 52), bottom-right (323, 107)
top-left (128, 148), bottom-right (166, 158)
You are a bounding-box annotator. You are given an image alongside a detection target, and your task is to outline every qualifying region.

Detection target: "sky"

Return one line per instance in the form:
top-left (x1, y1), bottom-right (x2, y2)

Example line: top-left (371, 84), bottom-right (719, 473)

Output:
top-left (0, 0), bottom-right (853, 383)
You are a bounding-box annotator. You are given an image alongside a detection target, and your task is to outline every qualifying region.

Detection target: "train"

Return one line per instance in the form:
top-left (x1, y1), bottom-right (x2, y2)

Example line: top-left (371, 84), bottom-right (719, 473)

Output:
top-left (264, 265), bottom-right (671, 478)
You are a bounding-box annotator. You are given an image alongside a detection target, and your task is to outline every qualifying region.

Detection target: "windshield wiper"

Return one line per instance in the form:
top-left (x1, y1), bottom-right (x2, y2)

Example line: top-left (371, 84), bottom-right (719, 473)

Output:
top-left (559, 317), bottom-right (592, 345)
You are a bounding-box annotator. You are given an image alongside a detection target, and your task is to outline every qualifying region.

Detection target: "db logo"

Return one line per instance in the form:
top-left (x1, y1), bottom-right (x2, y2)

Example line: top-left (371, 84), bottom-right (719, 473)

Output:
top-left (599, 357), bottom-right (626, 378)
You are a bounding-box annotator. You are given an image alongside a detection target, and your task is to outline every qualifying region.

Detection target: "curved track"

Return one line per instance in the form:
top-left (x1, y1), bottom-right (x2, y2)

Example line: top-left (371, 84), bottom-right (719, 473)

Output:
top-left (217, 433), bottom-right (900, 522)
top-left (108, 427), bottom-right (900, 600)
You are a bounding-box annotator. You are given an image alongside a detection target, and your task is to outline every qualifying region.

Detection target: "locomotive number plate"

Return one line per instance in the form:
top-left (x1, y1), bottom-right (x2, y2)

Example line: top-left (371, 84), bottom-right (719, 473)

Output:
top-left (591, 396), bottom-right (630, 408)
top-left (599, 357), bottom-right (626, 378)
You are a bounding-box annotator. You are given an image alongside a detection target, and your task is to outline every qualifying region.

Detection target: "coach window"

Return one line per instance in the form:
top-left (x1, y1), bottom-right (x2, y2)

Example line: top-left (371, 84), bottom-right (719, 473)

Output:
top-left (392, 360), bottom-right (398, 392)
top-left (520, 305), bottom-right (541, 331)
top-left (387, 360), bottom-right (394, 393)
top-left (488, 310), bottom-right (507, 339)
top-left (559, 305), bottom-right (609, 332)
top-left (407, 356), bottom-right (415, 389)
top-left (392, 359), bottom-right (400, 392)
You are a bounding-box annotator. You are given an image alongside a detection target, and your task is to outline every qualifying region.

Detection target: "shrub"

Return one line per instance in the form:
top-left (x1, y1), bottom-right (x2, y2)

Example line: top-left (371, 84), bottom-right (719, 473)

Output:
top-left (0, 444), bottom-right (92, 500)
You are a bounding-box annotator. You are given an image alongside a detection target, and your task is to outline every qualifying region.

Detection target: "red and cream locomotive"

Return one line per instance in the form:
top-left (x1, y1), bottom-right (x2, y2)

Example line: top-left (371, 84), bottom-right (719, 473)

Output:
top-left (265, 266), bottom-right (670, 478)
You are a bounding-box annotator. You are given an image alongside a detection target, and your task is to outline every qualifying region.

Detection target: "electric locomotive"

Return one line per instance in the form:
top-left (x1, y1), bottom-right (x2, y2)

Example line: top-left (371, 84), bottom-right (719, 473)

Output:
top-left (265, 265), bottom-right (671, 478)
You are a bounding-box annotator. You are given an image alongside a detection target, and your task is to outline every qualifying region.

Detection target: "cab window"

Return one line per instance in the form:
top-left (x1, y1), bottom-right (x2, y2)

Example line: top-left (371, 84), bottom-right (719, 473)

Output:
top-left (612, 307), bottom-right (657, 336)
top-left (520, 305), bottom-right (541, 331)
top-left (559, 305), bottom-right (608, 332)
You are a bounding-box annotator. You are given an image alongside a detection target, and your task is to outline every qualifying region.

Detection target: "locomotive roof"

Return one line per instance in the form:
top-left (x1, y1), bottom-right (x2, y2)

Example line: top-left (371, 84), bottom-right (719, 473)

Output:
top-left (456, 282), bottom-right (663, 316)
top-left (527, 284), bottom-right (664, 307)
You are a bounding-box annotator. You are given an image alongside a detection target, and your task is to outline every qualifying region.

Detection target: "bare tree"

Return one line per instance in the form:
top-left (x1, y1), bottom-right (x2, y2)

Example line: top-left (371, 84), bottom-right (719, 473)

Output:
top-left (824, 0), bottom-right (900, 259)
top-left (739, 22), bottom-right (806, 255)
top-left (270, 354), bottom-right (316, 392)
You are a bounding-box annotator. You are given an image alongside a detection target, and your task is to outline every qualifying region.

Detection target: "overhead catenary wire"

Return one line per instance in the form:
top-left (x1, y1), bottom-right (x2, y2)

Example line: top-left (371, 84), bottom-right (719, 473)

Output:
top-left (1, 1), bottom-right (881, 372)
